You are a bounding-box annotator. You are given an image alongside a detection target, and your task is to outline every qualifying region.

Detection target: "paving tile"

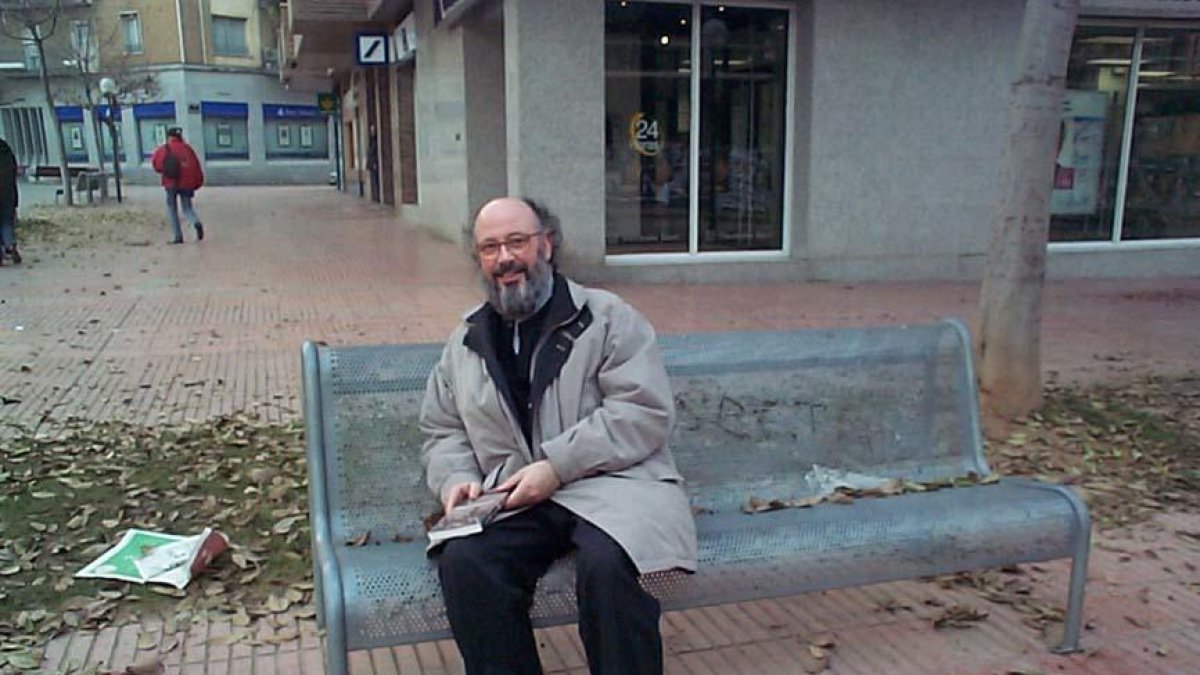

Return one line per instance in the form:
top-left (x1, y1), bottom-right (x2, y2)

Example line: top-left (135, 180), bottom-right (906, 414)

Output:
top-left (11, 186), bottom-right (1200, 674)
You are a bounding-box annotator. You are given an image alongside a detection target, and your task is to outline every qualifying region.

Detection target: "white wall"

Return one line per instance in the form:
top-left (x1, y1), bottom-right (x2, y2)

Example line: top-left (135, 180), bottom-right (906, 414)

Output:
top-left (803, 0), bottom-right (1022, 279)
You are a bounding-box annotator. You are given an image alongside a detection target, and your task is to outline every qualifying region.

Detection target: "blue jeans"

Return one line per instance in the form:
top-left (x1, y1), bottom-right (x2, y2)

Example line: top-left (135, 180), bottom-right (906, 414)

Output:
top-left (0, 205), bottom-right (15, 250)
top-left (165, 188), bottom-right (200, 241)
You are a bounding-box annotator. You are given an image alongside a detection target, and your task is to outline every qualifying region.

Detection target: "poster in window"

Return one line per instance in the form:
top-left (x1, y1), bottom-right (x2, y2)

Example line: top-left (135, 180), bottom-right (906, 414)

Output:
top-left (277, 124), bottom-right (291, 147)
top-left (154, 123), bottom-right (167, 145)
top-left (299, 124), bottom-right (313, 148)
top-left (69, 126), bottom-right (84, 150)
top-left (217, 122), bottom-right (233, 147)
top-left (1051, 90), bottom-right (1107, 216)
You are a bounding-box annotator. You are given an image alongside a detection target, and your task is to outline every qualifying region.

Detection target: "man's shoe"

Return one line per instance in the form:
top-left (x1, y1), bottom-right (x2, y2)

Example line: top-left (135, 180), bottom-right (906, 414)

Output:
top-left (195, 223), bottom-right (204, 241)
top-left (9, 246), bottom-right (20, 264)
top-left (168, 239), bottom-right (184, 245)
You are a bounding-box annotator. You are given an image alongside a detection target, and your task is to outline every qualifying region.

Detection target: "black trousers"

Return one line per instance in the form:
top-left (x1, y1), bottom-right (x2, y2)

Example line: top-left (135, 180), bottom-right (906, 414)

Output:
top-left (435, 501), bottom-right (662, 675)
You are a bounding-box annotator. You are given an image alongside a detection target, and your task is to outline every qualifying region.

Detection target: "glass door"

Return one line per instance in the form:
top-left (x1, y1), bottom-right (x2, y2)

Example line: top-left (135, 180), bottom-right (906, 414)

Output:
top-left (698, 5), bottom-right (788, 251)
top-left (605, 2), bottom-right (693, 254)
top-left (605, 1), bottom-right (790, 256)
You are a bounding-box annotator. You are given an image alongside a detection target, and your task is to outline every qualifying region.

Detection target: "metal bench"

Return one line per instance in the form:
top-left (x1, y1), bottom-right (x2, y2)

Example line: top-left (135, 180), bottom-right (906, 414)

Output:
top-left (301, 319), bottom-right (1091, 675)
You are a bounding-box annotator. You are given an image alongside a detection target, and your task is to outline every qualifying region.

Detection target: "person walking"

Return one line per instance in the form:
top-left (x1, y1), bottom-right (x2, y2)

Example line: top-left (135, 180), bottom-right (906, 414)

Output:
top-left (150, 127), bottom-right (205, 244)
top-left (0, 137), bottom-right (19, 265)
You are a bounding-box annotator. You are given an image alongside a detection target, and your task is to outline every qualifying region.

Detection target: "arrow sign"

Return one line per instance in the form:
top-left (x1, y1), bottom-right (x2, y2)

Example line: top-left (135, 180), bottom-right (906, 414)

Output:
top-left (356, 33), bottom-right (389, 66)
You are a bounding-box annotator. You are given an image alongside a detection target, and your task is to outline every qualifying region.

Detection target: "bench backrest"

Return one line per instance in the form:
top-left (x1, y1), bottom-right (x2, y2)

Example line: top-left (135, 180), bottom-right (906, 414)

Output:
top-left (302, 319), bottom-right (986, 544)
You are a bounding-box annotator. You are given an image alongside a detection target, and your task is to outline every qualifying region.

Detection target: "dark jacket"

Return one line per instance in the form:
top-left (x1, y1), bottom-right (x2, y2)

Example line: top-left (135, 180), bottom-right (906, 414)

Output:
top-left (0, 139), bottom-right (17, 209)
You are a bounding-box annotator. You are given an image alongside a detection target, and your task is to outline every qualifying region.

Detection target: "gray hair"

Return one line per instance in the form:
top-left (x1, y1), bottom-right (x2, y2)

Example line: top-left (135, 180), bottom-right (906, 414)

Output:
top-left (465, 197), bottom-right (563, 270)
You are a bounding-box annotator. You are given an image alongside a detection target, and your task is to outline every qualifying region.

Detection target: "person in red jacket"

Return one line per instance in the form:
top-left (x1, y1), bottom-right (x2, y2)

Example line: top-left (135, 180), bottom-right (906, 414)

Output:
top-left (150, 127), bottom-right (205, 244)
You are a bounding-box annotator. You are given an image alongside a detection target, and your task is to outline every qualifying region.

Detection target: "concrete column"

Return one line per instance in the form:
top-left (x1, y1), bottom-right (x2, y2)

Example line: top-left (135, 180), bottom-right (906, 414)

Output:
top-left (464, 2), bottom-right (507, 216)
top-left (503, 0), bottom-right (605, 267)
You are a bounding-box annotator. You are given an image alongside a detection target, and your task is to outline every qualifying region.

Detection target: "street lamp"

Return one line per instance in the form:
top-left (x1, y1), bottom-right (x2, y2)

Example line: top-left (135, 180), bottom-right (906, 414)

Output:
top-left (99, 77), bottom-right (123, 203)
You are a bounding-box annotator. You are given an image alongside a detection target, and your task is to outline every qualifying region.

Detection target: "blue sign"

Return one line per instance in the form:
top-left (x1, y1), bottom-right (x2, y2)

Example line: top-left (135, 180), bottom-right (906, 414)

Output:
top-left (262, 104), bottom-right (321, 120)
top-left (200, 101), bottom-right (249, 118)
top-left (133, 102), bottom-right (176, 119)
top-left (55, 106), bottom-right (84, 122)
top-left (94, 104), bottom-right (123, 121)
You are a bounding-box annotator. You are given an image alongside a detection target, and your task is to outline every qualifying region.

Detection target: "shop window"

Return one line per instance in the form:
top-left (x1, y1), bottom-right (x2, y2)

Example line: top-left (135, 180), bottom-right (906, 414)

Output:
top-left (604, 2), bottom-right (693, 253)
top-left (605, 1), bottom-right (789, 256)
top-left (698, 5), bottom-right (788, 252)
top-left (1051, 25), bottom-right (1200, 242)
top-left (1123, 28), bottom-right (1200, 240)
top-left (133, 102), bottom-right (176, 159)
top-left (55, 107), bottom-right (89, 163)
top-left (263, 104), bottom-right (328, 159)
top-left (200, 102), bottom-right (249, 160)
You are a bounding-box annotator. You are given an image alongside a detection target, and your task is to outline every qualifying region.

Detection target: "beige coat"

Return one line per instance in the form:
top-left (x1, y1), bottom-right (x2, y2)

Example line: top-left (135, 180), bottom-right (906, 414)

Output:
top-left (420, 277), bottom-right (697, 574)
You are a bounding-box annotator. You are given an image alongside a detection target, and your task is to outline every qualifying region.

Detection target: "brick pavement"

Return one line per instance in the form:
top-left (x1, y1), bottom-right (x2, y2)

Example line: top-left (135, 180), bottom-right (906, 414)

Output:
top-left (4, 186), bottom-right (1199, 673)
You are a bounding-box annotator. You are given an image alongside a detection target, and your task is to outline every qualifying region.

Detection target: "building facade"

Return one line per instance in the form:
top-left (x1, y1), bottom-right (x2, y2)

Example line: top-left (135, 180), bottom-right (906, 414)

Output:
top-left (284, 0), bottom-right (1199, 282)
top-left (0, 0), bottom-right (334, 185)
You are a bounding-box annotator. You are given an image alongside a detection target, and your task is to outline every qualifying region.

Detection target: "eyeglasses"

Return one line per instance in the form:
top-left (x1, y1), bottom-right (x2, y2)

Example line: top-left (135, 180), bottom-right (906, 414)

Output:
top-left (475, 231), bottom-right (543, 259)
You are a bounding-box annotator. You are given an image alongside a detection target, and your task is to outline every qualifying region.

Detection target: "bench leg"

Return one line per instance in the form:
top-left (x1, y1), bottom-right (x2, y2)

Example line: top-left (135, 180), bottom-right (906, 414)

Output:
top-left (324, 644), bottom-right (349, 675)
top-left (321, 594), bottom-right (349, 675)
top-left (1054, 524), bottom-right (1091, 653)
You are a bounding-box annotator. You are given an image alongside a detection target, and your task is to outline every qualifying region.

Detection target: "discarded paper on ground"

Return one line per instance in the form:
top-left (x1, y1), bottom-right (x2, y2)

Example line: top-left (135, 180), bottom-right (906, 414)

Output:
top-left (75, 527), bottom-right (229, 590)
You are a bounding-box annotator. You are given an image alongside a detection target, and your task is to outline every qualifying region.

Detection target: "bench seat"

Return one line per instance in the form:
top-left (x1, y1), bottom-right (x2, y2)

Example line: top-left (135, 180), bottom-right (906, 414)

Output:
top-left (322, 477), bottom-right (1084, 651)
top-left (302, 319), bottom-right (1090, 675)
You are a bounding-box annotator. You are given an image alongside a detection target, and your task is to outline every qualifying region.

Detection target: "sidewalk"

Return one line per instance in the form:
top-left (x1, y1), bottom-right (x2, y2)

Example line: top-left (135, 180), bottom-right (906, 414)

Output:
top-left (4, 186), bottom-right (1199, 674)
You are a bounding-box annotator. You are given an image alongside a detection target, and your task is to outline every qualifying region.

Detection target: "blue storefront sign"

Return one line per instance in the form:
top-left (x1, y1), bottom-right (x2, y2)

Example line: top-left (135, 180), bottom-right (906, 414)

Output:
top-left (133, 102), bottom-right (176, 119)
top-left (54, 106), bottom-right (85, 122)
top-left (94, 104), bottom-right (123, 121)
top-left (200, 101), bottom-right (249, 118)
top-left (262, 104), bottom-right (322, 120)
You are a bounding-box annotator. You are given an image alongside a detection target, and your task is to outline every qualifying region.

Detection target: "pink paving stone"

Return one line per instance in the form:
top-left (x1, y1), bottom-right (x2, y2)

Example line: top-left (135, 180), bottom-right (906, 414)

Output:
top-left (298, 645), bottom-right (327, 675)
top-left (346, 649), bottom-right (374, 675)
top-left (390, 645), bottom-right (425, 675)
top-left (366, 646), bottom-right (400, 675)
top-left (435, 639), bottom-right (465, 673)
top-left (9, 186), bottom-right (1200, 673)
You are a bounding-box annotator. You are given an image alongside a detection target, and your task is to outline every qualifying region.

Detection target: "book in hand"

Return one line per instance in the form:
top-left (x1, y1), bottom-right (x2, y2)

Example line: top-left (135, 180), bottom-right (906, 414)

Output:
top-left (427, 491), bottom-right (510, 545)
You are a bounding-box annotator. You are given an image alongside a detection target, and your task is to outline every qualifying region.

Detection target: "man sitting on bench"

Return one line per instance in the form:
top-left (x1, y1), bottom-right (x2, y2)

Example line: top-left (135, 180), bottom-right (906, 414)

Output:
top-left (420, 197), bottom-right (697, 675)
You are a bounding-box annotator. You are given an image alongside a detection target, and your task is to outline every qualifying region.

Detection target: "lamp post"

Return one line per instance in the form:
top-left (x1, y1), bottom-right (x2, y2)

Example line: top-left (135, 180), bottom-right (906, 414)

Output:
top-left (99, 77), bottom-right (123, 203)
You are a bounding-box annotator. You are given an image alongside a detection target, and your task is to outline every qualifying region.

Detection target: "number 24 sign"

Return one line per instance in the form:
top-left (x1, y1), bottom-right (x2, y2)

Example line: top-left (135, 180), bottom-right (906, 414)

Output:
top-left (629, 112), bottom-right (662, 157)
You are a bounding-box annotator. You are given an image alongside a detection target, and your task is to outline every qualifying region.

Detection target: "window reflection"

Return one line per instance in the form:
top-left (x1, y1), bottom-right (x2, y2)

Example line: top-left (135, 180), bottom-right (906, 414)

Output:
top-left (604, 1), bottom-right (788, 255)
top-left (698, 6), bottom-right (787, 252)
top-left (605, 1), bottom-right (692, 254)
top-left (1124, 28), bottom-right (1200, 240)
top-left (1049, 26), bottom-right (1134, 242)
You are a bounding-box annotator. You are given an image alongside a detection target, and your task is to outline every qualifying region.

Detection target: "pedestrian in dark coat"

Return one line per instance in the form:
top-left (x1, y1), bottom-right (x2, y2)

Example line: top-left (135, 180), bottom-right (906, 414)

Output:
top-left (0, 138), bottom-right (20, 265)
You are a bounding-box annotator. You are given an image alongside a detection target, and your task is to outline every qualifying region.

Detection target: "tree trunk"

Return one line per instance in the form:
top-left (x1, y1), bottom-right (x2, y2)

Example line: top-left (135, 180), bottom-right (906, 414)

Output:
top-left (35, 32), bottom-right (73, 206)
top-left (976, 0), bottom-right (1079, 436)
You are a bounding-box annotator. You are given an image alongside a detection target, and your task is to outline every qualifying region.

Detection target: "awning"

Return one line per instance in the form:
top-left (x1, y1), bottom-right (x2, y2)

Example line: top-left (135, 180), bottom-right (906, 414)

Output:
top-left (134, 102), bottom-right (176, 119)
top-left (55, 106), bottom-right (84, 122)
top-left (200, 101), bottom-right (249, 118)
top-left (262, 104), bottom-right (322, 120)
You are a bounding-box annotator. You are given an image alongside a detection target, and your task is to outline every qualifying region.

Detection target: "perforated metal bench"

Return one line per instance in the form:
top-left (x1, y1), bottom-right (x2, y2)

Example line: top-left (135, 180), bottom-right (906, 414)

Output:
top-left (301, 319), bottom-right (1090, 675)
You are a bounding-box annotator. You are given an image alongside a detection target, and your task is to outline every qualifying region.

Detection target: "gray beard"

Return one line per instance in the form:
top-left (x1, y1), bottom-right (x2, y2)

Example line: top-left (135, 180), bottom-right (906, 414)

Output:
top-left (483, 256), bottom-right (554, 321)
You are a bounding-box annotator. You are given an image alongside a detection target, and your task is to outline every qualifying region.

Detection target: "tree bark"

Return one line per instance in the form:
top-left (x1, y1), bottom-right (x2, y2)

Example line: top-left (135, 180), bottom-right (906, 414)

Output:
top-left (976, 0), bottom-right (1079, 435)
top-left (33, 27), bottom-right (74, 206)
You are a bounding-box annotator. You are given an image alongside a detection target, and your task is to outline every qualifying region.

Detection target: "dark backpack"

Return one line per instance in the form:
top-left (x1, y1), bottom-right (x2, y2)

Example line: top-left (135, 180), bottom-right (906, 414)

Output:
top-left (162, 146), bottom-right (182, 180)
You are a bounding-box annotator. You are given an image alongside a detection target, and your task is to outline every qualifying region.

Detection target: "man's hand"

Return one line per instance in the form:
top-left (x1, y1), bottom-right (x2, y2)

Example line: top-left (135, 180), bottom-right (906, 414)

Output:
top-left (495, 460), bottom-right (561, 509)
top-left (443, 481), bottom-right (482, 513)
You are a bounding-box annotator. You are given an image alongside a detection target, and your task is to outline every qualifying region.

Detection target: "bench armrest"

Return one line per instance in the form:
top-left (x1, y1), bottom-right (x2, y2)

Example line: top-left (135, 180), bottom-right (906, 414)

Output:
top-left (301, 342), bottom-right (345, 630)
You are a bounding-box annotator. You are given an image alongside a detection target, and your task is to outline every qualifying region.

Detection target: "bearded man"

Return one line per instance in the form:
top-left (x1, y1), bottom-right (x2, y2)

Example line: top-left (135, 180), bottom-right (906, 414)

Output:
top-left (419, 197), bottom-right (697, 675)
